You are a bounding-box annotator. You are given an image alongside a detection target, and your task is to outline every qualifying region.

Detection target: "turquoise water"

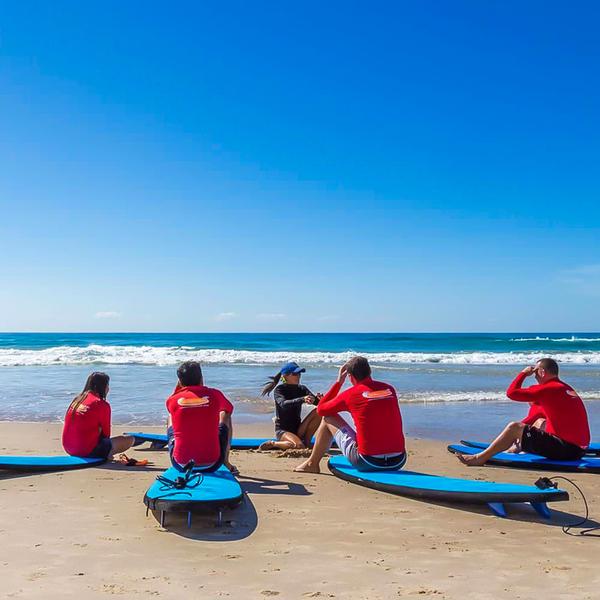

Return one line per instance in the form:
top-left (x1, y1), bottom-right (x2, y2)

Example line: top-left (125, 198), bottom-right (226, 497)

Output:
top-left (1, 333), bottom-right (599, 439)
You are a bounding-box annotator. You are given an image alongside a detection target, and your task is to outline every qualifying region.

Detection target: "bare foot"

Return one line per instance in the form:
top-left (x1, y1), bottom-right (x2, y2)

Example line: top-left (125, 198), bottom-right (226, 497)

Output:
top-left (293, 459), bottom-right (320, 473)
top-left (457, 453), bottom-right (487, 467)
top-left (258, 440), bottom-right (276, 451)
top-left (225, 462), bottom-right (239, 475)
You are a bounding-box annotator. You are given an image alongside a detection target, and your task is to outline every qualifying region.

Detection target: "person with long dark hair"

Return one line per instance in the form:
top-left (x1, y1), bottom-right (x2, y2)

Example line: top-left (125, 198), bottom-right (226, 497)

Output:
top-left (62, 372), bottom-right (135, 460)
top-left (258, 361), bottom-right (322, 451)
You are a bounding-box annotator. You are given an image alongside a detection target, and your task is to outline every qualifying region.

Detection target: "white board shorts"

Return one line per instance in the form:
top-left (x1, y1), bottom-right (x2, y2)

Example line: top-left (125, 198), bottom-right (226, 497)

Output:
top-left (333, 425), bottom-right (406, 472)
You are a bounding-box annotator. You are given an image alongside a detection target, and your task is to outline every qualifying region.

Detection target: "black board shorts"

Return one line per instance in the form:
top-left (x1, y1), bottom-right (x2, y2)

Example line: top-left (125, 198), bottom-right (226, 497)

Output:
top-left (521, 425), bottom-right (585, 461)
top-left (88, 435), bottom-right (112, 459)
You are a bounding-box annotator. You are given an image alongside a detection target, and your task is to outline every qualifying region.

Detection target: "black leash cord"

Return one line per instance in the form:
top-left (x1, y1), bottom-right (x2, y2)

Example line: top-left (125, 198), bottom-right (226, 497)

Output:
top-left (547, 476), bottom-right (599, 537)
top-left (156, 471), bottom-right (204, 491)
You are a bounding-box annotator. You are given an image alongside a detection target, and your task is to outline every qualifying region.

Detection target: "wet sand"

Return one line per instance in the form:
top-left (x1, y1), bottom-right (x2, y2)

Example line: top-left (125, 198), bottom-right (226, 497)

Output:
top-left (1, 421), bottom-right (599, 599)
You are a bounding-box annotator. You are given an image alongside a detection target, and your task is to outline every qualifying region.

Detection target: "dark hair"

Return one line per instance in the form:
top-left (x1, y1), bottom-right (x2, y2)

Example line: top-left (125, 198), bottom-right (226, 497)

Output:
top-left (345, 356), bottom-right (372, 381)
top-left (177, 361), bottom-right (204, 386)
top-left (261, 371), bottom-right (282, 396)
top-left (69, 372), bottom-right (110, 413)
top-left (537, 357), bottom-right (559, 376)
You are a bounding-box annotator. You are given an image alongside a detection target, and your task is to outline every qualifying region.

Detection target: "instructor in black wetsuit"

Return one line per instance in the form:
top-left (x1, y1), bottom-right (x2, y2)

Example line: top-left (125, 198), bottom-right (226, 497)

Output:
top-left (259, 361), bottom-right (322, 450)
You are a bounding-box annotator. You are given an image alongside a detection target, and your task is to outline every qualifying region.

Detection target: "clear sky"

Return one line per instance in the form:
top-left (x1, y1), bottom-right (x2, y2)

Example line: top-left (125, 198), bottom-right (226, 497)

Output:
top-left (0, 1), bottom-right (598, 332)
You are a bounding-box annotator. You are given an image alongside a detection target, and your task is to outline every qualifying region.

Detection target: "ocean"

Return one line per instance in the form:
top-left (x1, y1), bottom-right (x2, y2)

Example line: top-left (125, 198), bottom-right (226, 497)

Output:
top-left (1, 332), bottom-right (599, 441)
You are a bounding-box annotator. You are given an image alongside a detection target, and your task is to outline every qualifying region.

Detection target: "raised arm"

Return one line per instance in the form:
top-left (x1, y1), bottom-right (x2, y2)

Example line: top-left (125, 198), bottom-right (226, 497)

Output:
top-left (506, 370), bottom-right (544, 403)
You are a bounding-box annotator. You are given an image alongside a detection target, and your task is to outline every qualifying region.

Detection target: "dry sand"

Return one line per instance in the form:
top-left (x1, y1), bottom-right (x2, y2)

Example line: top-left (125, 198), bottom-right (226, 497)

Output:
top-left (1, 421), bottom-right (599, 599)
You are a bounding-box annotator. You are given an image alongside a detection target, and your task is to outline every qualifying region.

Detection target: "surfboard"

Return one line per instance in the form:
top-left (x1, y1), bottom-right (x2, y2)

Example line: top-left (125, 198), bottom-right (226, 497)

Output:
top-left (327, 455), bottom-right (568, 518)
top-left (126, 432), bottom-right (269, 450)
top-left (0, 455), bottom-right (105, 472)
top-left (460, 439), bottom-right (600, 457)
top-left (448, 443), bottom-right (600, 473)
top-left (144, 465), bottom-right (243, 527)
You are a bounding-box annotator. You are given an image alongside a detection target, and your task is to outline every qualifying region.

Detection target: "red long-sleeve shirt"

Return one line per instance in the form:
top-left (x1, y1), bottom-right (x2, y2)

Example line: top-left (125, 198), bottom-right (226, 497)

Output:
top-left (317, 377), bottom-right (405, 456)
top-left (521, 403), bottom-right (546, 426)
top-left (507, 373), bottom-right (590, 448)
top-left (167, 385), bottom-right (233, 466)
top-left (62, 392), bottom-right (111, 456)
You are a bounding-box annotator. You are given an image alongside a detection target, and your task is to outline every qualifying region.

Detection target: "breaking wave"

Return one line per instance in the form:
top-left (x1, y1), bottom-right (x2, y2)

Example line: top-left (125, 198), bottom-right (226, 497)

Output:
top-left (2, 344), bottom-right (600, 367)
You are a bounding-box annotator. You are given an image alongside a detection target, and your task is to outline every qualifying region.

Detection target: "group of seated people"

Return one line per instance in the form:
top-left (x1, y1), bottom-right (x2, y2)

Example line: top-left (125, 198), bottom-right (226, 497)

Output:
top-left (61, 355), bottom-right (591, 475)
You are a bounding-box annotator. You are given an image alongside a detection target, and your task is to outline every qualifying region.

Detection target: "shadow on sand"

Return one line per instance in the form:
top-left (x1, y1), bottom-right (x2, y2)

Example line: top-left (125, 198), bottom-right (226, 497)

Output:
top-left (145, 493), bottom-right (259, 542)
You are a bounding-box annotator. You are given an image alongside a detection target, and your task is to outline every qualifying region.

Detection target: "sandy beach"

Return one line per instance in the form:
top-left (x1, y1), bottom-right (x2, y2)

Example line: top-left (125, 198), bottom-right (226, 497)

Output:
top-left (1, 422), bottom-right (598, 599)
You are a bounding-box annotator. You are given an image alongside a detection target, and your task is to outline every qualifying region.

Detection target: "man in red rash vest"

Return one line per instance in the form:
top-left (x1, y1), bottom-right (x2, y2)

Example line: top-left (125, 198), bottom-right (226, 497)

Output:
top-left (457, 357), bottom-right (590, 466)
top-left (166, 361), bottom-right (237, 473)
top-left (294, 356), bottom-right (406, 474)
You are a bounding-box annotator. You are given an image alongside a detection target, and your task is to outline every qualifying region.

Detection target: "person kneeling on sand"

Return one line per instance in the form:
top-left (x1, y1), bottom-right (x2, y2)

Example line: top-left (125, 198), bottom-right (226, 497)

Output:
top-left (294, 356), bottom-right (406, 474)
top-left (166, 361), bottom-right (238, 475)
top-left (457, 358), bottom-right (590, 466)
top-left (62, 372), bottom-right (139, 463)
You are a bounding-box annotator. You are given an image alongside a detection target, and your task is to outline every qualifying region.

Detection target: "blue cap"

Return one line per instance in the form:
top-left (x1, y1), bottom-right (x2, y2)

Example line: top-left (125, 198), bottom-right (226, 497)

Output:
top-left (280, 361), bottom-right (306, 376)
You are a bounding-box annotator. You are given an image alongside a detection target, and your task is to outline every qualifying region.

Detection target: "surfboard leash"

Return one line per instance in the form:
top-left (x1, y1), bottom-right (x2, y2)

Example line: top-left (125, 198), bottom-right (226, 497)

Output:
top-left (536, 476), bottom-right (599, 537)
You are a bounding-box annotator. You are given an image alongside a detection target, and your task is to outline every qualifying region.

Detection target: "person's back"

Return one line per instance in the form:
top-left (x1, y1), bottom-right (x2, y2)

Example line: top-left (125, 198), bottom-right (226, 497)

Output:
top-left (62, 391), bottom-right (111, 457)
top-left (508, 375), bottom-right (590, 448)
top-left (318, 377), bottom-right (405, 456)
top-left (167, 384), bottom-right (231, 466)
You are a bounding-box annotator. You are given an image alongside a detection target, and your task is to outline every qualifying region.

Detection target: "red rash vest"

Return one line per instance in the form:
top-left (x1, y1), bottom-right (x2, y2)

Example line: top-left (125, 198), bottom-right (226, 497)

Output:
top-left (317, 377), bottom-right (405, 456)
top-left (62, 392), bottom-right (111, 457)
top-left (507, 373), bottom-right (590, 448)
top-left (166, 385), bottom-right (233, 466)
top-left (521, 403), bottom-right (547, 426)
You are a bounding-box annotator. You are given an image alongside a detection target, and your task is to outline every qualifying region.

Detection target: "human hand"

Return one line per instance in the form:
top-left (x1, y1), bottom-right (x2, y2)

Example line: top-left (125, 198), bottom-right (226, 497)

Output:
top-left (337, 365), bottom-right (348, 383)
top-left (304, 395), bottom-right (315, 404)
top-left (521, 365), bottom-right (536, 376)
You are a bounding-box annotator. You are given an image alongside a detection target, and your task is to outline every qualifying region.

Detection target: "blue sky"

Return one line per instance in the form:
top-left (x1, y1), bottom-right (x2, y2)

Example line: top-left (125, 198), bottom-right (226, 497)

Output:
top-left (0, 1), bottom-right (598, 332)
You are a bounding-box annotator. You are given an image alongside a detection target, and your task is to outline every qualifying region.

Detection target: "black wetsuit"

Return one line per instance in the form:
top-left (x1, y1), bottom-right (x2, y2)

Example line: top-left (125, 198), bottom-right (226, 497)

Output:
top-left (274, 383), bottom-right (317, 437)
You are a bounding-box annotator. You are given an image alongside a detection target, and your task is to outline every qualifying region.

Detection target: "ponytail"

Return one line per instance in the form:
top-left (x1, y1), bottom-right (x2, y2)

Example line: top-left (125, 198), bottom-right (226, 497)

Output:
top-left (261, 371), bottom-right (282, 396)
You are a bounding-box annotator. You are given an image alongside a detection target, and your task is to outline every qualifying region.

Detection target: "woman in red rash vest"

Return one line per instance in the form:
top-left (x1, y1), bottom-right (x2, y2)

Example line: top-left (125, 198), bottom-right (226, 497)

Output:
top-left (62, 372), bottom-right (134, 459)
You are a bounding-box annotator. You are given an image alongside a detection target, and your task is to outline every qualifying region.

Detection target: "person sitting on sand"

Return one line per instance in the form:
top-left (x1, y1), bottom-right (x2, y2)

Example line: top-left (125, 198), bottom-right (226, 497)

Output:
top-left (166, 361), bottom-right (237, 474)
top-left (258, 361), bottom-right (322, 451)
top-left (457, 358), bottom-right (590, 466)
top-left (294, 356), bottom-right (406, 473)
top-left (62, 372), bottom-right (136, 461)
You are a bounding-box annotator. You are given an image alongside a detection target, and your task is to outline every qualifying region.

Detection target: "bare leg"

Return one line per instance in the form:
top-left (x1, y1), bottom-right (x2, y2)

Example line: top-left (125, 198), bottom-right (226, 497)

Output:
top-left (297, 409), bottom-right (322, 447)
top-left (259, 431), bottom-right (303, 451)
top-left (458, 422), bottom-right (526, 466)
top-left (109, 435), bottom-right (134, 459)
top-left (533, 418), bottom-right (546, 431)
top-left (294, 415), bottom-right (348, 473)
top-left (220, 412), bottom-right (237, 473)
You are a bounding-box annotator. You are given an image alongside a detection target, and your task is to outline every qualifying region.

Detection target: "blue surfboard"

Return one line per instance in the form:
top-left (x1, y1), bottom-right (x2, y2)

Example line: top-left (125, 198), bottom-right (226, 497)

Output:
top-left (0, 455), bottom-right (105, 472)
top-left (126, 432), bottom-right (331, 450)
top-left (327, 455), bottom-right (568, 518)
top-left (461, 439), bottom-right (600, 457)
top-left (126, 432), bottom-right (269, 450)
top-left (144, 465), bottom-right (243, 527)
top-left (448, 443), bottom-right (600, 473)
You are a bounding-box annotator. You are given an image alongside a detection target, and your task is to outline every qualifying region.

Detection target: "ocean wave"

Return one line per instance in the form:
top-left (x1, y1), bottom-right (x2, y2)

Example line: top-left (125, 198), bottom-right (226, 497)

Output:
top-left (397, 390), bottom-right (600, 403)
top-left (510, 336), bottom-right (600, 343)
top-left (2, 344), bottom-right (600, 366)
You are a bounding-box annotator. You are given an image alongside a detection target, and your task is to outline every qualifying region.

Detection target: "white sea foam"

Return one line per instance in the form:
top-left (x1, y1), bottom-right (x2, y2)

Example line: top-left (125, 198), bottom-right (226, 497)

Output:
top-left (2, 344), bottom-right (600, 367)
top-left (511, 336), bottom-right (600, 343)
top-left (397, 390), bottom-right (600, 403)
